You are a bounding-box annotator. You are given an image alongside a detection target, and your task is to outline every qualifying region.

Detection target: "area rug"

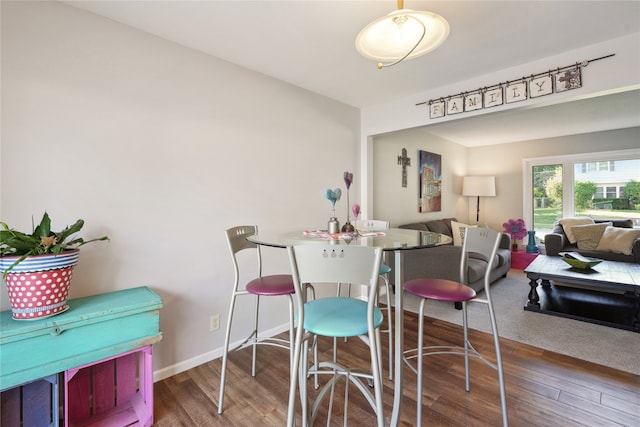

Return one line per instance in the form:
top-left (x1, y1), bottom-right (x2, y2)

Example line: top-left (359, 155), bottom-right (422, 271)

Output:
top-left (398, 269), bottom-right (639, 375)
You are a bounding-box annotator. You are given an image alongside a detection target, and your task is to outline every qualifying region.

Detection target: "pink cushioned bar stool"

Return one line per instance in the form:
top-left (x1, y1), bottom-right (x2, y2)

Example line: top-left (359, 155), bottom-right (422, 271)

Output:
top-left (218, 225), bottom-right (296, 414)
top-left (403, 227), bottom-right (508, 426)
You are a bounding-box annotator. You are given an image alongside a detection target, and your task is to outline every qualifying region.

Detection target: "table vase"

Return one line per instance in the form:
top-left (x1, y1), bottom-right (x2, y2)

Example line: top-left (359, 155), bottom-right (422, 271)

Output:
top-left (526, 230), bottom-right (539, 253)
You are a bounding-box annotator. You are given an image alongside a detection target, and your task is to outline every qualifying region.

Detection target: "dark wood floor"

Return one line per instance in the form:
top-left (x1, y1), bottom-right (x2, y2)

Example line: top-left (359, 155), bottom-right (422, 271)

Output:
top-left (154, 308), bottom-right (640, 426)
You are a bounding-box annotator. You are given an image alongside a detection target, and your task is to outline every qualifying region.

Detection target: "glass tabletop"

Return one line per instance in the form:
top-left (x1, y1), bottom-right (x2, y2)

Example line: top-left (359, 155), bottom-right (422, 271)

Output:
top-left (247, 228), bottom-right (452, 251)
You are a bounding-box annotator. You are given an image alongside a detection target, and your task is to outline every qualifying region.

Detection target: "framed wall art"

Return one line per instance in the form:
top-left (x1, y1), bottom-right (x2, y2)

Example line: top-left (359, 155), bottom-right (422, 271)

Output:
top-left (429, 100), bottom-right (445, 119)
top-left (418, 150), bottom-right (442, 213)
top-left (506, 81), bottom-right (527, 103)
top-left (422, 54), bottom-right (613, 119)
top-left (555, 67), bottom-right (582, 92)
top-left (464, 92), bottom-right (483, 111)
top-left (484, 87), bottom-right (503, 108)
top-left (530, 75), bottom-right (553, 98)
top-left (447, 96), bottom-right (464, 115)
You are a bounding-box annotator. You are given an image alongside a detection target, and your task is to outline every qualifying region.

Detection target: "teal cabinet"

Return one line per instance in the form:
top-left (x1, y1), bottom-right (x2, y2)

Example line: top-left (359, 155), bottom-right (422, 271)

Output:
top-left (0, 286), bottom-right (163, 426)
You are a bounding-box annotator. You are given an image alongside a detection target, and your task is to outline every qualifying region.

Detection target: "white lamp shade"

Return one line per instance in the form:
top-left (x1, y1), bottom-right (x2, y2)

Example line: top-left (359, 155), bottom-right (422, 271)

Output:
top-left (355, 9), bottom-right (449, 62)
top-left (462, 176), bottom-right (496, 197)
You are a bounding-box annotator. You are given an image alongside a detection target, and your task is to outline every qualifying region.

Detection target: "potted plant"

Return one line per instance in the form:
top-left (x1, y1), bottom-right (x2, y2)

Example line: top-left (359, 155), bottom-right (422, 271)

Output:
top-left (502, 218), bottom-right (527, 251)
top-left (0, 212), bottom-right (109, 320)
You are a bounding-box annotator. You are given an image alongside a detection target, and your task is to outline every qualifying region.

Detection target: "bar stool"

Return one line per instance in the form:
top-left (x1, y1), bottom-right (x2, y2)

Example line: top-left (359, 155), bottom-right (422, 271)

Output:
top-left (218, 225), bottom-right (296, 414)
top-left (403, 227), bottom-right (508, 426)
top-left (287, 244), bottom-right (385, 427)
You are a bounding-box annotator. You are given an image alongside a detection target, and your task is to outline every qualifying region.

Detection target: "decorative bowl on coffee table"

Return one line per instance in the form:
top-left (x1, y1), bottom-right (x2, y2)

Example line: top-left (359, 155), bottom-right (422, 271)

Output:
top-left (562, 256), bottom-right (602, 270)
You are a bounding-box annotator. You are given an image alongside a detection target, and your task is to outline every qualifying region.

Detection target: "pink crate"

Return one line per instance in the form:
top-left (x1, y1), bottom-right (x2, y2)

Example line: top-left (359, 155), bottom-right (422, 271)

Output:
top-left (64, 346), bottom-right (154, 427)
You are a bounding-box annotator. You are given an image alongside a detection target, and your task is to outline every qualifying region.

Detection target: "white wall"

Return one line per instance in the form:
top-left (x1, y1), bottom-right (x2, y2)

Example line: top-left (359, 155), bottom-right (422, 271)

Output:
top-left (2, 1), bottom-right (639, 383)
top-left (468, 127), bottom-right (640, 230)
top-left (1, 2), bottom-right (360, 379)
top-left (372, 129), bottom-right (468, 226)
top-left (372, 126), bottom-right (640, 232)
top-left (361, 32), bottom-right (640, 216)
top-left (361, 33), bottom-right (640, 137)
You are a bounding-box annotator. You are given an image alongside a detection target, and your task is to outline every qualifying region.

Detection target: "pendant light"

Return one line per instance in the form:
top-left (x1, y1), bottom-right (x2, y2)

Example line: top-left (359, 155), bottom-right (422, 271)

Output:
top-left (356, 0), bottom-right (449, 69)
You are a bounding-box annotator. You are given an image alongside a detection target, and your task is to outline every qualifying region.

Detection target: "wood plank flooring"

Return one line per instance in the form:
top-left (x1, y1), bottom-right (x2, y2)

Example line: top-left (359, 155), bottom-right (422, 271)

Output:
top-left (154, 308), bottom-right (640, 426)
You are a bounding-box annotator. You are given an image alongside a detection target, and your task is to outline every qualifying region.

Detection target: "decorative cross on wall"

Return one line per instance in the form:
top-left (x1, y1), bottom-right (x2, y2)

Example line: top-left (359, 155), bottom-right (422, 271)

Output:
top-left (397, 148), bottom-right (411, 188)
top-left (557, 68), bottom-right (581, 90)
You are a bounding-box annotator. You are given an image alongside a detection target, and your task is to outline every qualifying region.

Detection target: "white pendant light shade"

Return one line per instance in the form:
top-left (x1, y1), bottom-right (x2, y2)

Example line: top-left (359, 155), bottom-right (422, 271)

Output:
top-left (356, 8), bottom-right (449, 67)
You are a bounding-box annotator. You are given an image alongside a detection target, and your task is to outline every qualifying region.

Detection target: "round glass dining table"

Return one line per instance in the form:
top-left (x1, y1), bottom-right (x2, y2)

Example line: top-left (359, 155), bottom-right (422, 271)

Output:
top-left (247, 228), bottom-right (452, 426)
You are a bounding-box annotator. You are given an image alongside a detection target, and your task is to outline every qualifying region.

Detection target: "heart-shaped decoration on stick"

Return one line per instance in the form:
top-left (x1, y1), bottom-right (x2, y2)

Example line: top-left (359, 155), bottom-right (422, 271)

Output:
top-left (352, 204), bottom-right (360, 219)
top-left (325, 188), bottom-right (341, 218)
top-left (343, 172), bottom-right (353, 190)
top-left (325, 188), bottom-right (342, 206)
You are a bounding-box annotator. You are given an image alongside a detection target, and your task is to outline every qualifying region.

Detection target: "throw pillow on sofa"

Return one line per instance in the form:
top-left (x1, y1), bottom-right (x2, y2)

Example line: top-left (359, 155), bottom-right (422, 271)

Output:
top-left (451, 220), bottom-right (477, 246)
top-left (596, 226), bottom-right (640, 255)
top-left (558, 217), bottom-right (594, 244)
top-left (571, 222), bottom-right (611, 250)
top-left (425, 218), bottom-right (457, 236)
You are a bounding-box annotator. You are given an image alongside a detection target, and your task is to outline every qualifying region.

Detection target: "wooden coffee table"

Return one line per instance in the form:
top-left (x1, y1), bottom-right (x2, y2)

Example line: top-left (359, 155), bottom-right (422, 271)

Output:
top-left (524, 255), bottom-right (640, 332)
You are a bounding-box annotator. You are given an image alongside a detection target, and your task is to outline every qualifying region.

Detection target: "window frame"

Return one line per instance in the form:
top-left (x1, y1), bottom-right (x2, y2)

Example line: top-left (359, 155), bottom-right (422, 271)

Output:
top-left (522, 148), bottom-right (640, 237)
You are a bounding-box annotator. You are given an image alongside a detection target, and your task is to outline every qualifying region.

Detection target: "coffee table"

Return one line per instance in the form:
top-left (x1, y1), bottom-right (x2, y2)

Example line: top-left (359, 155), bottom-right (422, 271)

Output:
top-left (524, 255), bottom-right (640, 332)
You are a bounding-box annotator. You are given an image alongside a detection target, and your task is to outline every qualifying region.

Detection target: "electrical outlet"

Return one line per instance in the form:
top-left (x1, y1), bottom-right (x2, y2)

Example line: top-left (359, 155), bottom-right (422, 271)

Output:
top-left (210, 314), bottom-right (220, 332)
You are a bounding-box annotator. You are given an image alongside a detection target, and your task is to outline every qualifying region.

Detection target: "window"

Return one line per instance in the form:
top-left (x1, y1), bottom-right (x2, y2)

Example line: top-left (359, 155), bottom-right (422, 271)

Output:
top-left (524, 149), bottom-right (640, 238)
top-left (595, 187), bottom-right (604, 198)
top-left (581, 161), bottom-right (615, 172)
top-left (531, 164), bottom-right (562, 232)
top-left (594, 186), bottom-right (625, 199)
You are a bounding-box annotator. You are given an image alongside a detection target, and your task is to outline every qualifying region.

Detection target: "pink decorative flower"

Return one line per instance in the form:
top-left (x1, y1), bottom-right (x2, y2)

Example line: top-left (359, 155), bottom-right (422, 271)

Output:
top-left (343, 171), bottom-right (354, 222)
top-left (502, 218), bottom-right (527, 240)
top-left (352, 204), bottom-right (360, 219)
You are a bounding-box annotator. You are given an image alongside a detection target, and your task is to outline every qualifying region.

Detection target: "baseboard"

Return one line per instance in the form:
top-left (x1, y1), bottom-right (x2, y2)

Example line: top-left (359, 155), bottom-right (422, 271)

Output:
top-left (153, 322), bottom-right (290, 382)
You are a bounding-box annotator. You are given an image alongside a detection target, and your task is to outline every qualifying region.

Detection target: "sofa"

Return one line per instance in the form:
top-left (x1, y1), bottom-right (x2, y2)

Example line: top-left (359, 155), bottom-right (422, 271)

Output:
top-left (544, 218), bottom-right (640, 263)
top-left (388, 218), bottom-right (512, 294)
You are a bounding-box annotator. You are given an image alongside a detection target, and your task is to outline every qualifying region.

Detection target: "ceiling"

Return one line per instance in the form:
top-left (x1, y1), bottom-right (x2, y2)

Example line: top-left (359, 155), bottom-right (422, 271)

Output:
top-left (63, 0), bottom-right (640, 146)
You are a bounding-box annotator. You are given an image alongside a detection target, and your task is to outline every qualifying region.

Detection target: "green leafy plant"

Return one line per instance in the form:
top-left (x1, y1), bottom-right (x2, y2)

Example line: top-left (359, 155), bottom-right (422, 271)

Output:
top-left (0, 212), bottom-right (109, 278)
top-left (545, 169), bottom-right (563, 208)
top-left (624, 180), bottom-right (640, 206)
top-left (574, 181), bottom-right (597, 210)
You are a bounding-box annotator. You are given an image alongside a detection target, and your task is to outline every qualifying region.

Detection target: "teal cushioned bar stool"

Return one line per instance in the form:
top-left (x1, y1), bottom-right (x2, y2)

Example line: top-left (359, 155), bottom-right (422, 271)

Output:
top-left (287, 244), bottom-right (385, 427)
top-left (218, 225), bottom-right (296, 414)
top-left (403, 227), bottom-right (508, 426)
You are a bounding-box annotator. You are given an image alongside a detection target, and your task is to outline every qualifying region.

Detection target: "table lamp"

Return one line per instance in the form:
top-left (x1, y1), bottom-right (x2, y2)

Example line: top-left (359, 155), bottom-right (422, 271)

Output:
top-left (462, 176), bottom-right (496, 223)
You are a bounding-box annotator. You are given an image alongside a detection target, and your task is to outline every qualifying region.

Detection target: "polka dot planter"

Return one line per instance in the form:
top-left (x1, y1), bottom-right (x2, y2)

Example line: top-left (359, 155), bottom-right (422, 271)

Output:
top-left (0, 250), bottom-right (79, 320)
